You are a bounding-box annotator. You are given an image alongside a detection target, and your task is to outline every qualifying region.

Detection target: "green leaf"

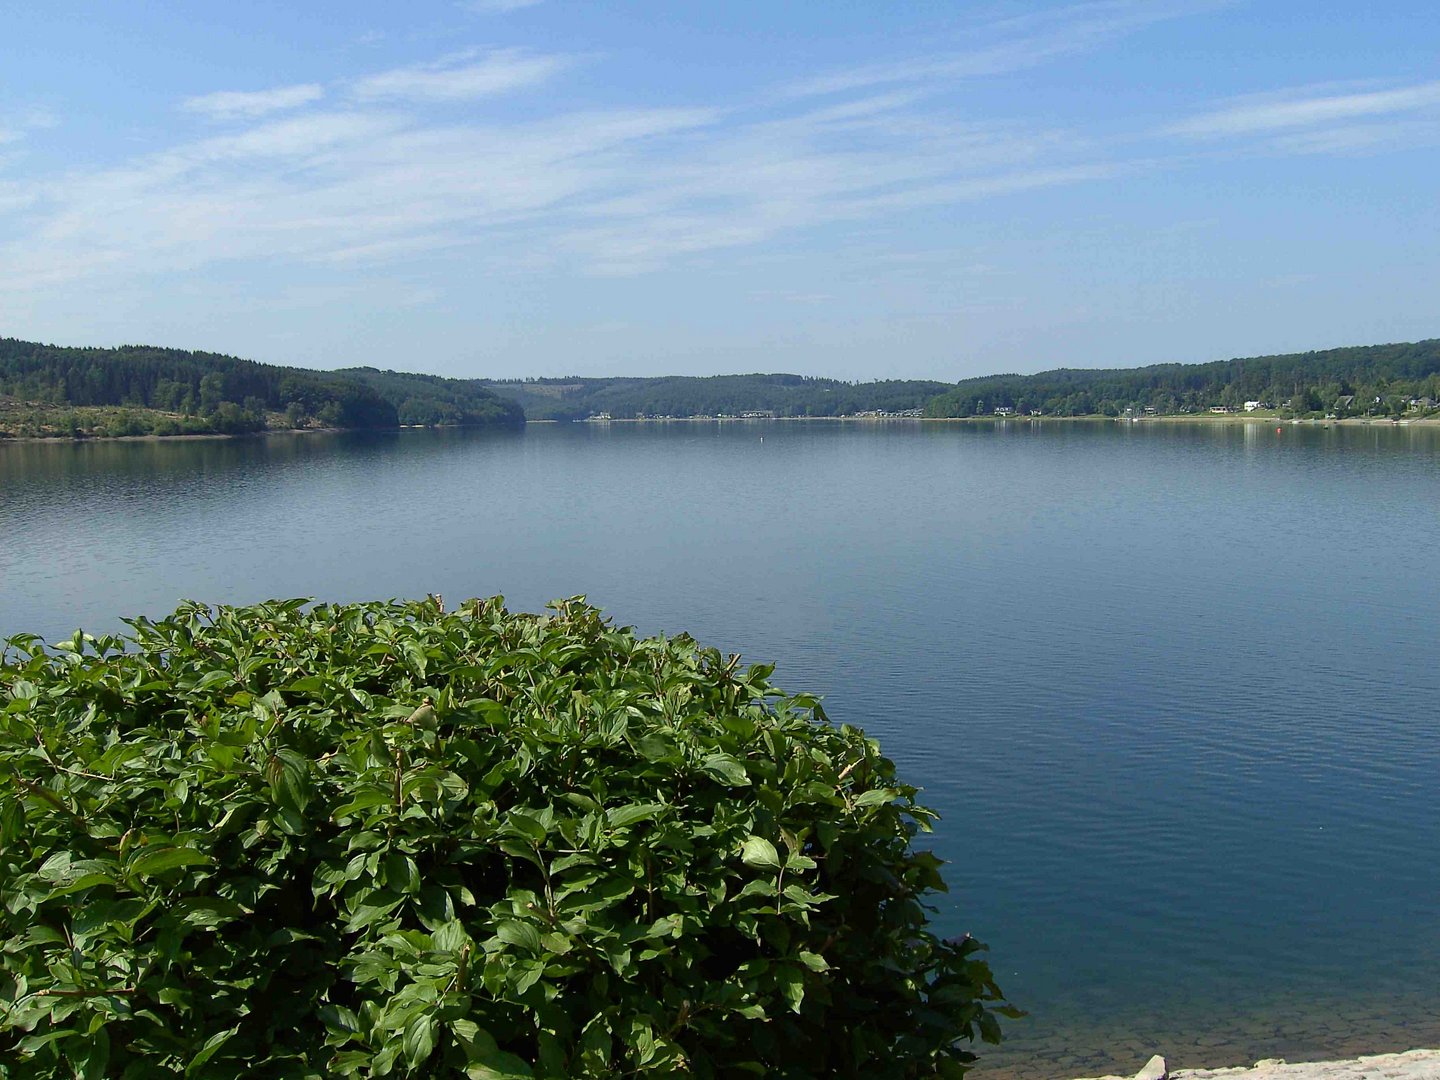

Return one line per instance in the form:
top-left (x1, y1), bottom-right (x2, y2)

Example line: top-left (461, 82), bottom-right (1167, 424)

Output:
top-left (169, 896), bottom-right (247, 928)
top-left (776, 964), bottom-right (805, 1012)
top-left (281, 675), bottom-right (326, 693)
top-left (978, 1012), bottom-right (1003, 1044)
top-left (185, 1026), bottom-right (238, 1076)
top-left (632, 733), bottom-right (677, 761)
top-left (403, 1013), bottom-right (437, 1069)
top-left (77, 1027), bottom-right (110, 1080)
top-left (605, 802), bottom-right (665, 830)
top-left (193, 670), bottom-right (232, 691)
top-left (740, 836), bottom-right (780, 871)
top-left (454, 1022), bottom-right (534, 1079)
top-left (331, 789), bottom-right (393, 820)
top-left (495, 921), bottom-right (543, 954)
top-left (13, 924), bottom-right (67, 949)
top-left (512, 957), bottom-right (547, 994)
top-left (701, 752), bottom-right (751, 786)
top-left (853, 788), bottom-right (898, 808)
top-left (35, 855), bottom-right (115, 896)
top-left (505, 811), bottom-right (548, 844)
top-left (797, 950), bottom-right (829, 972)
top-left (130, 847), bottom-right (211, 878)
top-left (319, 1003), bottom-right (362, 1035)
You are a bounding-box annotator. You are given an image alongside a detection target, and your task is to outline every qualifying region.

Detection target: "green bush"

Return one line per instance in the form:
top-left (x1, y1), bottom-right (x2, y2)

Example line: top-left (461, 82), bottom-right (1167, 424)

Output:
top-left (0, 598), bottom-right (1011, 1078)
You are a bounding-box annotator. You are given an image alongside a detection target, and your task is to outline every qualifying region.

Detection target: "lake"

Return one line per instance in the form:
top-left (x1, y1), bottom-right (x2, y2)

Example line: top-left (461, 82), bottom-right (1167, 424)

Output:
top-left (3, 419), bottom-right (1439, 1077)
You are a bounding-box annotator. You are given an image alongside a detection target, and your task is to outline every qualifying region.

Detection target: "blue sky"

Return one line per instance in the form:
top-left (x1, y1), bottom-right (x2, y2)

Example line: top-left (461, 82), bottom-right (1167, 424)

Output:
top-left (2, 1), bottom-right (1438, 380)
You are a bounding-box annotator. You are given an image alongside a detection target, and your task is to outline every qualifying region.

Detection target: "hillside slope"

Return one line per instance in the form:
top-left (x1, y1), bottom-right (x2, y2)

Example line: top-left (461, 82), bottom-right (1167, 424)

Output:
top-left (480, 374), bottom-right (952, 420)
top-left (0, 339), bottom-right (523, 436)
top-left (924, 340), bottom-right (1440, 418)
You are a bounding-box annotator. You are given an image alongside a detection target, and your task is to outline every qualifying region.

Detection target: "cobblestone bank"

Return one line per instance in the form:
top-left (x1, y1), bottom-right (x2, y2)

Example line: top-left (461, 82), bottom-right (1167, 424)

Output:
top-left (1078, 1048), bottom-right (1440, 1080)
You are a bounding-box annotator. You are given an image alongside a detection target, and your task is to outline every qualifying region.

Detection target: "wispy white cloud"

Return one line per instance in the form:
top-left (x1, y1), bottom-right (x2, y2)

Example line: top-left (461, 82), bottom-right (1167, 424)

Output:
top-left (0, 20), bottom-right (1152, 291)
top-left (0, 92), bottom-right (725, 288)
top-left (350, 49), bottom-right (567, 102)
top-left (1271, 119), bottom-right (1440, 156)
top-left (529, 103), bottom-right (1117, 275)
top-left (789, 0), bottom-right (1224, 97)
top-left (1170, 80), bottom-right (1440, 138)
top-left (459, 0), bottom-right (543, 12)
top-left (181, 84), bottom-right (325, 121)
top-left (0, 69), bottom-right (1109, 289)
top-left (6, 11), bottom-right (1427, 301)
top-left (0, 106), bottom-right (58, 149)
top-left (8, 13), bottom-right (1202, 288)
top-left (0, 180), bottom-right (37, 215)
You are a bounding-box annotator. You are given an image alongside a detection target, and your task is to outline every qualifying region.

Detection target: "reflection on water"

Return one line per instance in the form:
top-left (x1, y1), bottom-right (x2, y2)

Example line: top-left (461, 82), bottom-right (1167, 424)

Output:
top-left (4, 420), bottom-right (1439, 1077)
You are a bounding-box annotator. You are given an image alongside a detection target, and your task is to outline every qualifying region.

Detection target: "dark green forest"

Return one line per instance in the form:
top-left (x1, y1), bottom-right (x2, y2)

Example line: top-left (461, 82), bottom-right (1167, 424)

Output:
top-left (338, 367), bottom-right (524, 428)
top-left (923, 340), bottom-right (1440, 419)
top-left (480, 374), bottom-right (953, 421)
top-left (5, 335), bottom-right (1440, 440)
top-left (486, 340), bottom-right (1440, 422)
top-left (0, 339), bottom-right (522, 437)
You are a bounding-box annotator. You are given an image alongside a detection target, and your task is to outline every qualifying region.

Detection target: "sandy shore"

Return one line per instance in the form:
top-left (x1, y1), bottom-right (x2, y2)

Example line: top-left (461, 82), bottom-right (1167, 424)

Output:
top-left (1077, 1048), bottom-right (1440, 1079)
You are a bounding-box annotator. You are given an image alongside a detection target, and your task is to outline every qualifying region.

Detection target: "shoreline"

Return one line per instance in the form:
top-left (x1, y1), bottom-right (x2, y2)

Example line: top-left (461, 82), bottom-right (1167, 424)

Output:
top-left (567, 414), bottom-right (1440, 426)
top-left (1076, 1047), bottom-right (1440, 1079)
top-left (0, 423), bottom-right (524, 445)
top-left (0, 427), bottom-right (350, 445)
top-left (5, 413), bottom-right (1437, 443)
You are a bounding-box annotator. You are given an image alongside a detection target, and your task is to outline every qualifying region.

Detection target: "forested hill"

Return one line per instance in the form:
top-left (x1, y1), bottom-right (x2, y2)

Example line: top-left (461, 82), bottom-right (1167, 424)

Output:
top-left (7, 335), bottom-right (1439, 439)
top-left (484, 340), bottom-right (1440, 422)
top-left (479, 374), bottom-right (953, 421)
top-left (335, 368), bottom-right (524, 428)
top-left (923, 339), bottom-right (1440, 418)
top-left (0, 339), bottom-right (523, 435)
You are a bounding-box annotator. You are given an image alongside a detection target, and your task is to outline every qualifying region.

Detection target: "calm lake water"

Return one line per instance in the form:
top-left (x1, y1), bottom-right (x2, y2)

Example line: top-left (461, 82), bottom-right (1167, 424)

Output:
top-left (3, 419), bottom-right (1439, 1076)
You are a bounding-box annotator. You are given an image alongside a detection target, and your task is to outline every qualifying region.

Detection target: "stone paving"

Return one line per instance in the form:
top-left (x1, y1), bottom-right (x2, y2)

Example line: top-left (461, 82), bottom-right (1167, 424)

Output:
top-left (976, 993), bottom-right (1440, 1080)
top-left (1075, 1048), bottom-right (1440, 1080)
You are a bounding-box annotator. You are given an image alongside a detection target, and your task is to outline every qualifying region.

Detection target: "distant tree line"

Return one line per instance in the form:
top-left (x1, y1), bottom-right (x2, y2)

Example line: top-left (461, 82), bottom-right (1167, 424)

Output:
top-left (923, 340), bottom-right (1440, 419)
top-left (338, 368), bottom-right (524, 428)
top-left (8, 336), bottom-right (1440, 441)
top-left (481, 374), bottom-right (953, 421)
top-left (0, 340), bottom-right (523, 438)
top-left (481, 341), bottom-right (1440, 424)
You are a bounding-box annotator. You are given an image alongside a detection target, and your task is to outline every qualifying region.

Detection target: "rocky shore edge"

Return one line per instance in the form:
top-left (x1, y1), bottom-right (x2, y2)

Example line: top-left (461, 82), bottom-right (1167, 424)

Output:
top-left (1077, 1047), bottom-right (1440, 1080)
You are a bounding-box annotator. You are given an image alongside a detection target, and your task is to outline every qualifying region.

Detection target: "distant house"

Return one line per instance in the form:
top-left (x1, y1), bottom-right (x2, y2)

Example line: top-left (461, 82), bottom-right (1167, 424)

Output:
top-left (1209, 406), bottom-right (1230, 414)
top-left (994, 406), bottom-right (1015, 416)
top-left (1335, 395), bottom-right (1355, 409)
top-left (1409, 397), bottom-right (1436, 410)
top-left (1243, 400), bottom-right (1262, 411)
